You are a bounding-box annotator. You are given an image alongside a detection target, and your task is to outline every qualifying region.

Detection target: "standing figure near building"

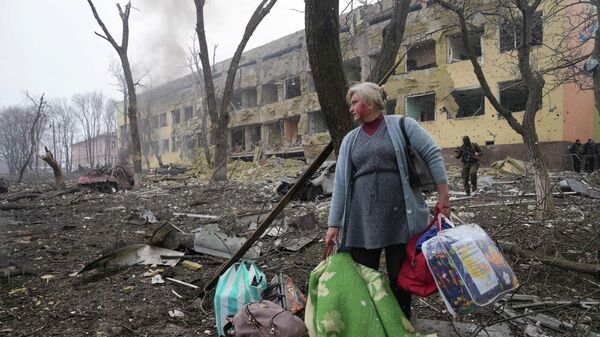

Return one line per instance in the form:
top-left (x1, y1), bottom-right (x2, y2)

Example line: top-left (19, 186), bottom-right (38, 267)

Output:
top-left (325, 82), bottom-right (450, 318)
top-left (569, 139), bottom-right (583, 173)
top-left (583, 139), bottom-right (596, 172)
top-left (455, 136), bottom-right (482, 196)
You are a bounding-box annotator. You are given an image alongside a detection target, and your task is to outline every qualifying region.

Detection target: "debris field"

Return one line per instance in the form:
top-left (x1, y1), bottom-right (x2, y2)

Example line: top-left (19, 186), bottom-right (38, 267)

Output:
top-left (1, 159), bottom-right (600, 337)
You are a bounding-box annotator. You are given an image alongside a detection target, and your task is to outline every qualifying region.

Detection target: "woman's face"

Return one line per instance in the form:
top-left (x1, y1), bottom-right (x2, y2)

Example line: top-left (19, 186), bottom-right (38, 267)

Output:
top-left (350, 93), bottom-right (375, 123)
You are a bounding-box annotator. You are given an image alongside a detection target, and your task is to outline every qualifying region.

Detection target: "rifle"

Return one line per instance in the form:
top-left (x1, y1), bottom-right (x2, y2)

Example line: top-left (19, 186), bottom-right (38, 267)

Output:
top-left (455, 146), bottom-right (480, 161)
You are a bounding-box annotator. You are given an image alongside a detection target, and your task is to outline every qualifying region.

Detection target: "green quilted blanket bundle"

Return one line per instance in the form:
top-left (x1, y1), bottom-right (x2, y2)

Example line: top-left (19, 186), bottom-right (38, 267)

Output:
top-left (305, 253), bottom-right (436, 337)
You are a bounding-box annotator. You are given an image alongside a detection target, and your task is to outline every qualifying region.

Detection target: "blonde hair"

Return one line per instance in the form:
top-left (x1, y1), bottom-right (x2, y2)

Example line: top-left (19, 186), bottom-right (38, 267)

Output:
top-left (346, 82), bottom-right (385, 112)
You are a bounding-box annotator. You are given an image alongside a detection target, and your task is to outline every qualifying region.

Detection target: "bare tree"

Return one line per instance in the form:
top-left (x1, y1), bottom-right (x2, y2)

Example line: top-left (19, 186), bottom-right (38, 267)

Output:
top-left (72, 92), bottom-right (105, 168)
top-left (50, 98), bottom-right (77, 173)
top-left (138, 96), bottom-right (164, 167)
top-left (17, 93), bottom-right (46, 183)
top-left (305, 0), bottom-right (415, 152)
top-left (194, 0), bottom-right (278, 180)
top-left (103, 99), bottom-right (117, 165)
top-left (86, 0), bottom-right (143, 188)
top-left (434, 0), bottom-right (556, 217)
top-left (0, 106), bottom-right (35, 175)
top-left (186, 36), bottom-right (212, 166)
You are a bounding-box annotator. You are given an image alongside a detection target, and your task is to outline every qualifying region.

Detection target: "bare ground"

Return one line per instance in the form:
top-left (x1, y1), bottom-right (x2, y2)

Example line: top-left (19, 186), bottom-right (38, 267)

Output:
top-left (1, 166), bottom-right (599, 337)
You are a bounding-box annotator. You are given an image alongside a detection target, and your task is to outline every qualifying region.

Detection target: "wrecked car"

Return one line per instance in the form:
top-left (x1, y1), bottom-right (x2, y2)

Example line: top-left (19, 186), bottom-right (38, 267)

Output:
top-left (77, 165), bottom-right (134, 192)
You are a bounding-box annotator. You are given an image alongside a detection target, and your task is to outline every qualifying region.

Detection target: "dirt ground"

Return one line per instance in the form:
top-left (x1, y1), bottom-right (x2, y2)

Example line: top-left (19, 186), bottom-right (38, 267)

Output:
top-left (1, 161), bottom-right (599, 337)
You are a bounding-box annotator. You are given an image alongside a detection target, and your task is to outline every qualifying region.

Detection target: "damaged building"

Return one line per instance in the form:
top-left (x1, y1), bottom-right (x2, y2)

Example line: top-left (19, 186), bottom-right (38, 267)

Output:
top-left (117, 0), bottom-right (598, 170)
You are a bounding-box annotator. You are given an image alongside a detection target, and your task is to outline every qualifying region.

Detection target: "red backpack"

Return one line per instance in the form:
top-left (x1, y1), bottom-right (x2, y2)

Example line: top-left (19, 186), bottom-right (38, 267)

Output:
top-left (397, 211), bottom-right (447, 297)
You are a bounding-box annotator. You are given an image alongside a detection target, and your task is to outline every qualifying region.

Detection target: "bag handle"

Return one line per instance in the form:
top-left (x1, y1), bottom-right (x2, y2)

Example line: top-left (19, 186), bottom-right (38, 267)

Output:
top-left (437, 212), bottom-right (456, 230)
top-left (321, 242), bottom-right (337, 260)
top-left (399, 116), bottom-right (411, 147)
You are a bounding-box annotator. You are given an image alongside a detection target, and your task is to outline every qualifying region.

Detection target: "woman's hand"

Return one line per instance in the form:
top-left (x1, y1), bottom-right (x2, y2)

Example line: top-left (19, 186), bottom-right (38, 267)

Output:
top-left (435, 183), bottom-right (451, 216)
top-left (325, 227), bottom-right (339, 246)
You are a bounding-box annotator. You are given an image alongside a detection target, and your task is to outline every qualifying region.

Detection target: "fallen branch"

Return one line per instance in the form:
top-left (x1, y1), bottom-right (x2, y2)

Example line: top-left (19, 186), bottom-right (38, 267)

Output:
top-left (499, 242), bottom-right (600, 277)
top-left (5, 191), bottom-right (43, 202)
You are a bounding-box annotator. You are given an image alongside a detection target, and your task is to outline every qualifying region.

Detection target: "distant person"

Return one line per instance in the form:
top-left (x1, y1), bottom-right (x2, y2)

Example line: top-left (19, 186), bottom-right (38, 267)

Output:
top-left (569, 139), bottom-right (583, 173)
top-left (455, 135), bottom-right (482, 196)
top-left (583, 139), bottom-right (595, 172)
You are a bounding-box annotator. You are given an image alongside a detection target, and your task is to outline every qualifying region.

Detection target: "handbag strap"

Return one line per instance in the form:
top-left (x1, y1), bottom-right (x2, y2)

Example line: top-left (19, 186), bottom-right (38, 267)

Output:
top-left (399, 116), bottom-right (411, 147)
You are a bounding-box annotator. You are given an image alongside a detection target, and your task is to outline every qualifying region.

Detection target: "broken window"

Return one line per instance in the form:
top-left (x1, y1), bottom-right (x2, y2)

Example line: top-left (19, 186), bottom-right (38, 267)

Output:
top-left (283, 116), bottom-right (301, 146)
top-left (447, 30), bottom-right (483, 63)
top-left (159, 113), bottom-right (167, 127)
top-left (265, 121), bottom-right (284, 148)
top-left (150, 115), bottom-right (159, 129)
top-left (284, 76), bottom-right (301, 99)
top-left (451, 87), bottom-right (485, 118)
top-left (230, 91), bottom-right (243, 112)
top-left (172, 109), bottom-right (181, 125)
top-left (344, 58), bottom-right (361, 83)
top-left (184, 106), bottom-right (193, 121)
top-left (406, 40), bottom-right (436, 71)
top-left (385, 99), bottom-right (397, 115)
top-left (171, 136), bottom-right (180, 152)
top-left (261, 83), bottom-right (278, 105)
top-left (500, 11), bottom-right (543, 52)
top-left (406, 93), bottom-right (436, 121)
top-left (499, 80), bottom-right (537, 112)
top-left (160, 139), bottom-right (169, 153)
top-left (308, 111), bottom-right (328, 134)
top-left (249, 125), bottom-right (261, 148)
top-left (183, 135), bottom-right (195, 150)
top-left (231, 127), bottom-right (245, 153)
top-left (241, 88), bottom-right (257, 108)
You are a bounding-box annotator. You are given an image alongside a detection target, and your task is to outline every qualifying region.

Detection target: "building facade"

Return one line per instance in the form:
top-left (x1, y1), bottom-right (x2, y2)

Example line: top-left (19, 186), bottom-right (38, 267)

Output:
top-left (72, 133), bottom-right (118, 169)
top-left (118, 0), bottom-right (598, 170)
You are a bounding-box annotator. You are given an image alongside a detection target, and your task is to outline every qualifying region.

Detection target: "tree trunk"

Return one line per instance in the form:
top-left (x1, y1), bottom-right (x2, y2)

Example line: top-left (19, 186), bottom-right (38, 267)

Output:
top-left (121, 55), bottom-right (143, 189)
top-left (86, 0), bottom-right (143, 188)
top-left (522, 84), bottom-right (554, 218)
top-left (211, 120), bottom-right (228, 181)
top-left (17, 94), bottom-right (45, 184)
top-left (594, 3), bottom-right (600, 115)
top-left (366, 0), bottom-right (412, 84)
top-left (40, 147), bottom-right (66, 190)
top-left (305, 0), bottom-right (354, 154)
top-left (194, 0), bottom-right (277, 180)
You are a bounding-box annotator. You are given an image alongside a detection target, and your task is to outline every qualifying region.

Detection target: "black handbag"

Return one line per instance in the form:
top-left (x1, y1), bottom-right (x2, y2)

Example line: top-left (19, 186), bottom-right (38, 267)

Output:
top-left (400, 116), bottom-right (435, 190)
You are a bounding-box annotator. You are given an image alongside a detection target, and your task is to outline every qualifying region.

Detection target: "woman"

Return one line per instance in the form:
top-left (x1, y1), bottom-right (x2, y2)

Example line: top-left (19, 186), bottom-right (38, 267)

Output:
top-left (325, 82), bottom-right (450, 318)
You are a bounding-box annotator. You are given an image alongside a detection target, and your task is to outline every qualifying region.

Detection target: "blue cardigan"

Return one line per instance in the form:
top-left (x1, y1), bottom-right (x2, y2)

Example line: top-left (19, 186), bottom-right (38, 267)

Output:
top-left (328, 115), bottom-right (448, 243)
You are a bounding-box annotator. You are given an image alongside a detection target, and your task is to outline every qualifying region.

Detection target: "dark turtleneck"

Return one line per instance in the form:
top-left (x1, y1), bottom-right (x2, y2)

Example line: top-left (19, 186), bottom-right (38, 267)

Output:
top-left (361, 114), bottom-right (384, 136)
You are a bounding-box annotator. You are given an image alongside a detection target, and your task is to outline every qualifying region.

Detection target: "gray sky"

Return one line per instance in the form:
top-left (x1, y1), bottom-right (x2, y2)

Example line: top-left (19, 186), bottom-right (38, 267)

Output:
top-left (0, 0), bottom-right (306, 106)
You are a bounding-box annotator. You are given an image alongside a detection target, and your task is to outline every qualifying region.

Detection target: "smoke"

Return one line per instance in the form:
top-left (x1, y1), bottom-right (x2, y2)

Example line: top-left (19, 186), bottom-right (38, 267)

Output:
top-left (131, 1), bottom-right (196, 87)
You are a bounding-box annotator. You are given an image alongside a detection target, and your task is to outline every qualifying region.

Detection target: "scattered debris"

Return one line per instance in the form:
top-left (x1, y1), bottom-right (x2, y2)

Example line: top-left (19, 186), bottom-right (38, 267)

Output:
top-left (168, 309), bottom-right (185, 318)
top-left (151, 223), bottom-right (261, 259)
top-left (559, 178), bottom-right (600, 198)
top-left (180, 260), bottom-right (202, 271)
top-left (166, 277), bottom-right (199, 289)
top-left (140, 209), bottom-right (158, 224)
top-left (151, 275), bottom-right (164, 284)
top-left (77, 244), bottom-right (185, 274)
top-left (489, 157), bottom-right (527, 176)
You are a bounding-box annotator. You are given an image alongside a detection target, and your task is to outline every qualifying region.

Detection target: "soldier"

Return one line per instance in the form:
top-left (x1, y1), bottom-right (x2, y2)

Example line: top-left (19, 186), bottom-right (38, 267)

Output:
top-left (455, 136), bottom-right (482, 196)
top-left (583, 139), bottom-right (596, 172)
top-left (569, 139), bottom-right (583, 173)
